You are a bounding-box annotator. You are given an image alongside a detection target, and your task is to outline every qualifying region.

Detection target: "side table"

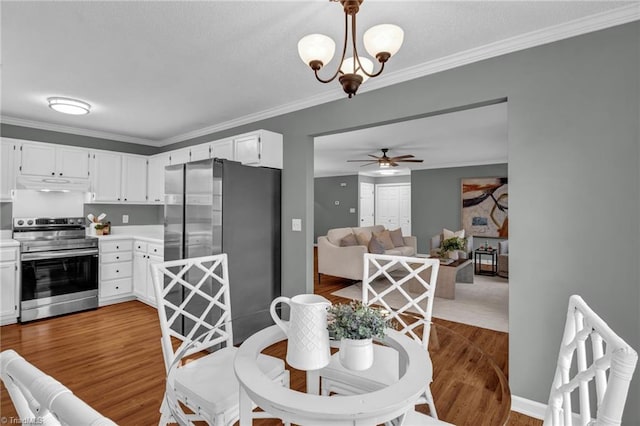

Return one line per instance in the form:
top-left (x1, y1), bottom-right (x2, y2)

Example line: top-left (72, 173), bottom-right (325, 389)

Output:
top-left (474, 248), bottom-right (497, 276)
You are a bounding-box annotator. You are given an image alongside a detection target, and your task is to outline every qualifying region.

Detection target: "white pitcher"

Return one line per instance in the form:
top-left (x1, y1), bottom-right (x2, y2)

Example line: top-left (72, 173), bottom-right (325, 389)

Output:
top-left (270, 294), bottom-right (331, 371)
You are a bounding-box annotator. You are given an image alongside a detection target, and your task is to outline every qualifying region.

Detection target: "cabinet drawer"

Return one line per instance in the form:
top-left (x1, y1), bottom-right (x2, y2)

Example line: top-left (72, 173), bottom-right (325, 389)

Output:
top-left (100, 240), bottom-right (133, 253)
top-left (100, 278), bottom-right (132, 298)
top-left (0, 248), bottom-right (17, 262)
top-left (101, 262), bottom-right (132, 280)
top-left (101, 252), bottom-right (133, 263)
top-left (134, 241), bottom-right (147, 253)
top-left (147, 243), bottom-right (163, 257)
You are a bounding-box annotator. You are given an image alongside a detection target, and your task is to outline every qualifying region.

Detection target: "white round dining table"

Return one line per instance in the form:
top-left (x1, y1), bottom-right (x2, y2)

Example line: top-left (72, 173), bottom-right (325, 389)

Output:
top-left (234, 325), bottom-right (431, 426)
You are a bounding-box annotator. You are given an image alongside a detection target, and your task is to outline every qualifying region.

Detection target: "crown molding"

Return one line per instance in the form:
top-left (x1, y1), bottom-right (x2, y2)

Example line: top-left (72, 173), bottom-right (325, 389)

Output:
top-left (1, 115), bottom-right (158, 146)
top-left (4, 4), bottom-right (638, 147)
top-left (161, 4), bottom-right (639, 146)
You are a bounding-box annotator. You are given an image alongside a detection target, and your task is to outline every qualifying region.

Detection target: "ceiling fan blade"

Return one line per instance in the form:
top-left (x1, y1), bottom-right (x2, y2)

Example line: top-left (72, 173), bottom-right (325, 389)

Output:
top-left (360, 162), bottom-right (378, 167)
top-left (347, 159), bottom-right (381, 162)
top-left (389, 155), bottom-right (414, 161)
top-left (397, 159), bottom-right (424, 163)
top-left (368, 154), bottom-right (382, 159)
top-left (391, 162), bottom-right (399, 167)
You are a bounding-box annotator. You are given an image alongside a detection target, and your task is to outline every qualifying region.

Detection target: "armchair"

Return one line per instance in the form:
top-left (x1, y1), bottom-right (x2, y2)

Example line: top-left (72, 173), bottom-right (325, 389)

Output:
top-left (497, 240), bottom-right (509, 278)
top-left (429, 232), bottom-right (473, 259)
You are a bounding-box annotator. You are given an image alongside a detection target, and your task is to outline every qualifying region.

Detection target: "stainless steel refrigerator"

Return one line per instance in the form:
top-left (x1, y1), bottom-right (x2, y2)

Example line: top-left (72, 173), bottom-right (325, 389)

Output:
top-left (164, 158), bottom-right (281, 344)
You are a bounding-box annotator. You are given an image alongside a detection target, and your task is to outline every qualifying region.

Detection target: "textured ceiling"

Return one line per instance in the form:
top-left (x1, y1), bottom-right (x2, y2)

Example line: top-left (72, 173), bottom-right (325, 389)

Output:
top-left (2, 1), bottom-right (635, 147)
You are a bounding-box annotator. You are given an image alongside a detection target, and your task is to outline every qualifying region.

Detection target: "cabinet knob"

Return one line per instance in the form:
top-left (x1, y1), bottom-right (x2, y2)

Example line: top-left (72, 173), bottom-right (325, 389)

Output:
top-left (124, 198), bottom-right (127, 201)
top-left (118, 198), bottom-right (121, 201)
top-left (116, 286), bottom-right (119, 290)
top-left (116, 256), bottom-right (119, 260)
top-left (51, 172), bottom-right (55, 175)
top-left (116, 246), bottom-right (119, 249)
top-left (59, 173), bottom-right (63, 176)
top-left (116, 270), bottom-right (119, 273)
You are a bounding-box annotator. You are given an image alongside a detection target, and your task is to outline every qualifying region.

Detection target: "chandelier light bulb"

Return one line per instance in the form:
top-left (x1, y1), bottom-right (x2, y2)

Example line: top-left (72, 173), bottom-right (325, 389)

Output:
top-left (363, 24), bottom-right (404, 62)
top-left (47, 97), bottom-right (91, 115)
top-left (340, 57), bottom-right (374, 83)
top-left (298, 34), bottom-right (336, 70)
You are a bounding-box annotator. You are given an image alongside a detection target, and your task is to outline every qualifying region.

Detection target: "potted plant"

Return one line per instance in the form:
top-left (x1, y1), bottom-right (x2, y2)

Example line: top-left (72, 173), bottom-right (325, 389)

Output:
top-left (439, 236), bottom-right (467, 260)
top-left (327, 301), bottom-right (391, 371)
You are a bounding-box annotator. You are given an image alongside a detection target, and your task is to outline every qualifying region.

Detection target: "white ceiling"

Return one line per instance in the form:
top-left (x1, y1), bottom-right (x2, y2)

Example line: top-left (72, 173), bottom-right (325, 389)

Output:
top-left (314, 102), bottom-right (508, 177)
top-left (1, 1), bottom-right (637, 168)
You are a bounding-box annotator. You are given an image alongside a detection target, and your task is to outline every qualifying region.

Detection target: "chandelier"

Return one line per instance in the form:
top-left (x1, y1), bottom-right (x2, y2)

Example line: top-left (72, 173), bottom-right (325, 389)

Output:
top-left (297, 0), bottom-right (404, 98)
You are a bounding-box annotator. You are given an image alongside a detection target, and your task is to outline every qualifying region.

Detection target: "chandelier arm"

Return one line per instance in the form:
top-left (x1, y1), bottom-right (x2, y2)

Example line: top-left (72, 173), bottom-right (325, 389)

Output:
top-left (350, 13), bottom-right (385, 78)
top-left (313, 11), bottom-right (350, 84)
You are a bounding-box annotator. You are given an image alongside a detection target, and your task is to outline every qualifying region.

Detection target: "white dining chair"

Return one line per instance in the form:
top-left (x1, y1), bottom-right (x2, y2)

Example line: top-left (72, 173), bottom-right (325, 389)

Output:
top-left (0, 349), bottom-right (117, 426)
top-left (544, 295), bottom-right (638, 426)
top-left (319, 253), bottom-right (442, 420)
top-left (151, 254), bottom-right (289, 426)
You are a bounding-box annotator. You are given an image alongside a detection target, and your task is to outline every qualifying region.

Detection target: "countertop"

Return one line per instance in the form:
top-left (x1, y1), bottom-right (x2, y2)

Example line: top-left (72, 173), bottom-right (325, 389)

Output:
top-left (0, 230), bottom-right (19, 248)
top-left (92, 225), bottom-right (163, 244)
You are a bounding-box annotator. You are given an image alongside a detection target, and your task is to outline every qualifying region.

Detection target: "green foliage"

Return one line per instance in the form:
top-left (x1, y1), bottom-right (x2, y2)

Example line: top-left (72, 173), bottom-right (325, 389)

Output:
top-left (441, 236), bottom-right (466, 254)
top-left (327, 301), bottom-right (390, 340)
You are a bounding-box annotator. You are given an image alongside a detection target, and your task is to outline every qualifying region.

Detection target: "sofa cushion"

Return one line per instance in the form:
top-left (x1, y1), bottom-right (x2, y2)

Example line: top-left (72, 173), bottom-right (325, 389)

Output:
top-left (389, 228), bottom-right (404, 247)
top-left (351, 225), bottom-right (384, 242)
top-left (327, 228), bottom-right (355, 245)
top-left (356, 232), bottom-right (371, 247)
top-left (340, 233), bottom-right (358, 247)
top-left (373, 230), bottom-right (395, 250)
top-left (368, 235), bottom-right (386, 254)
top-left (385, 246), bottom-right (416, 256)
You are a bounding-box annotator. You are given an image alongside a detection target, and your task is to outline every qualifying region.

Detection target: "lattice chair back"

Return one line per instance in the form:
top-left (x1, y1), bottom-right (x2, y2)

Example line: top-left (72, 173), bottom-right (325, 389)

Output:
top-left (544, 295), bottom-right (638, 426)
top-left (150, 254), bottom-right (234, 372)
top-left (363, 253), bottom-right (440, 348)
top-left (0, 349), bottom-right (117, 425)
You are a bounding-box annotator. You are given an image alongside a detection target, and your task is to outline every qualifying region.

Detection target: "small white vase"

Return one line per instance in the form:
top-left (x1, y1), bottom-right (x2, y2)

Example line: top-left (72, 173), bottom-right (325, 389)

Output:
top-left (446, 250), bottom-right (459, 260)
top-left (339, 338), bottom-right (374, 371)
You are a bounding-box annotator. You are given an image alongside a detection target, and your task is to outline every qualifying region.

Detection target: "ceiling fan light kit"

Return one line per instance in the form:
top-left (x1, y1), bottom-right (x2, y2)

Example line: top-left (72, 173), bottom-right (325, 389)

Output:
top-left (298, 0), bottom-right (403, 98)
top-left (347, 148), bottom-right (424, 168)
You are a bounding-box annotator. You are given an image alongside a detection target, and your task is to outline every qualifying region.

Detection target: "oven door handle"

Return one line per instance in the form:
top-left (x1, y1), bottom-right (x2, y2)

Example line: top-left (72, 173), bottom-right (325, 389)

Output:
top-left (21, 249), bottom-right (99, 261)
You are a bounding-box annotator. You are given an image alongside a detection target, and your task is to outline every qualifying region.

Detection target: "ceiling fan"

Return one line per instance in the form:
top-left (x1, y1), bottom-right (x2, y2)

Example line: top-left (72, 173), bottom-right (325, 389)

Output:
top-left (347, 148), bottom-right (424, 168)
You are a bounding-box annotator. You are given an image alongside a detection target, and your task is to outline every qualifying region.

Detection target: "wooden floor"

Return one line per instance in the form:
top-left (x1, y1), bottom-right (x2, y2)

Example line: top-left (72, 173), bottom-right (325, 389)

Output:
top-left (1, 253), bottom-right (542, 426)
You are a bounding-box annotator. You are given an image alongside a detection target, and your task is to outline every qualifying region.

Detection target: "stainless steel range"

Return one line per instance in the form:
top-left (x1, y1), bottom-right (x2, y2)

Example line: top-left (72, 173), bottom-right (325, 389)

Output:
top-left (13, 217), bottom-right (99, 322)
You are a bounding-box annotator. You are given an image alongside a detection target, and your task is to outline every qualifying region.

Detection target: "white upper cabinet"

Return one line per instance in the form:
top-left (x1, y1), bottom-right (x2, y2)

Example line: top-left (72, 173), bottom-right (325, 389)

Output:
top-left (121, 154), bottom-right (148, 203)
top-left (169, 148), bottom-right (190, 165)
top-left (91, 151), bottom-right (122, 202)
top-left (147, 153), bottom-right (170, 204)
top-left (211, 139), bottom-right (233, 160)
top-left (189, 144), bottom-right (211, 162)
top-left (234, 130), bottom-right (282, 169)
top-left (0, 140), bottom-right (16, 201)
top-left (19, 142), bottom-right (89, 178)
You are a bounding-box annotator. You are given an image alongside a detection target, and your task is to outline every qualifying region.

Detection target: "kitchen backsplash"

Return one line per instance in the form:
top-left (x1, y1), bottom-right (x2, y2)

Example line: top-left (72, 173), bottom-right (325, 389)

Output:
top-left (84, 204), bottom-right (163, 226)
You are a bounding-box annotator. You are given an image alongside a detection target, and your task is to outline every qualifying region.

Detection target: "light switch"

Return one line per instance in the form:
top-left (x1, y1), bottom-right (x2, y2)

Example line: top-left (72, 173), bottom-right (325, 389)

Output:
top-left (292, 218), bottom-right (302, 232)
top-left (122, 214), bottom-right (129, 224)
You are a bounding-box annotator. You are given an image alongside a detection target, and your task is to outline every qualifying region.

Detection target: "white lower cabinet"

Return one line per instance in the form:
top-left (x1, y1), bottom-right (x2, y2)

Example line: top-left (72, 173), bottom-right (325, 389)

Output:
top-left (133, 240), bottom-right (163, 307)
top-left (99, 240), bottom-right (134, 305)
top-left (0, 247), bottom-right (19, 325)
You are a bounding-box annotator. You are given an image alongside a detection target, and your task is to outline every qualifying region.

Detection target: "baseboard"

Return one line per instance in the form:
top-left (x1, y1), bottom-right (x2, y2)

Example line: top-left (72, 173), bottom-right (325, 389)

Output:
top-left (511, 395), bottom-right (546, 420)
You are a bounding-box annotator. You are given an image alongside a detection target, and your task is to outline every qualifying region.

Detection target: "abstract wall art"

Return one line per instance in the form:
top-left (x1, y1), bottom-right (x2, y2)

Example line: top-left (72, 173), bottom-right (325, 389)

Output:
top-left (461, 177), bottom-right (508, 238)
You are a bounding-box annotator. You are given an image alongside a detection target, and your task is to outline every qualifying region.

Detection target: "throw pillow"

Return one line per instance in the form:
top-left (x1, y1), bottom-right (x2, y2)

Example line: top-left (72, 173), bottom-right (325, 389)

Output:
top-left (373, 230), bottom-right (395, 250)
top-left (443, 228), bottom-right (465, 240)
top-left (388, 228), bottom-right (405, 247)
top-left (339, 233), bottom-right (358, 247)
top-left (368, 235), bottom-right (386, 254)
top-left (356, 232), bottom-right (371, 247)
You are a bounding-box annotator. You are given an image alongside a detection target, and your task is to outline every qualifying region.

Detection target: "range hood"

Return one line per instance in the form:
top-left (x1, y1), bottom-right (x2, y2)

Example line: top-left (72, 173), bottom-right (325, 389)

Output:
top-left (16, 175), bottom-right (91, 192)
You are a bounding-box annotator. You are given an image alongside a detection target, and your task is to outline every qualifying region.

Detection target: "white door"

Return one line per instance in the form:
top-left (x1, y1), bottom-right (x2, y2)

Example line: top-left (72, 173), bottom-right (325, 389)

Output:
top-left (122, 155), bottom-right (148, 203)
top-left (0, 141), bottom-right (15, 200)
top-left (359, 182), bottom-right (375, 227)
top-left (147, 154), bottom-right (170, 203)
top-left (92, 152), bottom-right (122, 202)
top-left (398, 185), bottom-right (411, 235)
top-left (375, 186), bottom-right (399, 230)
top-left (20, 143), bottom-right (56, 177)
top-left (56, 146), bottom-right (90, 178)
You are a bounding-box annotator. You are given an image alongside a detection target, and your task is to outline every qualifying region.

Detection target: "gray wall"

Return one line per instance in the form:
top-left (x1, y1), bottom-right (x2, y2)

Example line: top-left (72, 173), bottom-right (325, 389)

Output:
top-left (412, 164), bottom-right (508, 253)
top-left (0, 202), bottom-right (12, 230)
top-left (3, 23), bottom-right (639, 420)
top-left (314, 175), bottom-right (358, 241)
top-left (1, 124), bottom-right (156, 155)
top-left (84, 204), bottom-right (163, 226)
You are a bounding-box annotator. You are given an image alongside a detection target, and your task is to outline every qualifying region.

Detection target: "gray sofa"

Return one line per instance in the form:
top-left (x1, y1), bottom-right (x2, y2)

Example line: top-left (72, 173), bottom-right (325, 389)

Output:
top-left (317, 225), bottom-right (417, 281)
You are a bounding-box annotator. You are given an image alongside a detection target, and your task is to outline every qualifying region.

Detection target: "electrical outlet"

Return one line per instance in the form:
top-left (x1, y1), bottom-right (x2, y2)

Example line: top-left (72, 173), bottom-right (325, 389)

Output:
top-left (122, 214), bottom-right (129, 224)
top-left (292, 218), bottom-right (302, 232)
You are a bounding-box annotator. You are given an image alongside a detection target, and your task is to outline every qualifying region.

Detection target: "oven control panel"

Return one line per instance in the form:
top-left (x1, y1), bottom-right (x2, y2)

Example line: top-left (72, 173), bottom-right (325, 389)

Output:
top-left (13, 217), bottom-right (85, 228)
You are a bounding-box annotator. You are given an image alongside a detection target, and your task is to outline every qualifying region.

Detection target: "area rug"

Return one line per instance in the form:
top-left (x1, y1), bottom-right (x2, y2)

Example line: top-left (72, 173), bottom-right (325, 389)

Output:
top-left (331, 274), bottom-right (509, 333)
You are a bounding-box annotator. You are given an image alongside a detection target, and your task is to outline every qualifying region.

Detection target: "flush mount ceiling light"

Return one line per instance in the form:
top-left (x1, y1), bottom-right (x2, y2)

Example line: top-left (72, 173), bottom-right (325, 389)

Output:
top-left (47, 97), bottom-right (91, 115)
top-left (298, 0), bottom-right (403, 98)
